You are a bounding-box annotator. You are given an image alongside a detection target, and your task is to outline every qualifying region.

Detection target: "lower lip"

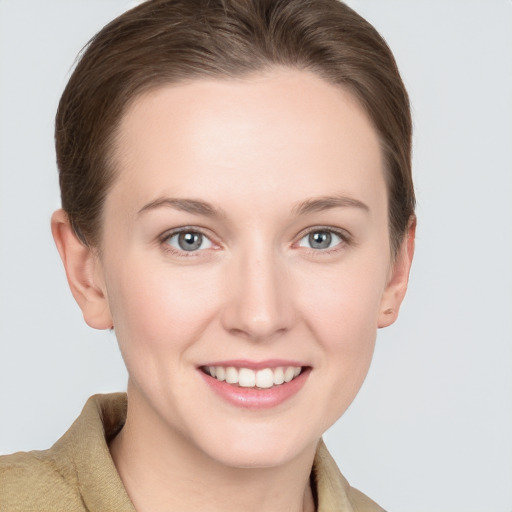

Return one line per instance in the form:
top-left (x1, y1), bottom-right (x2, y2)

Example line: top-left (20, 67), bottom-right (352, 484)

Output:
top-left (199, 369), bottom-right (310, 409)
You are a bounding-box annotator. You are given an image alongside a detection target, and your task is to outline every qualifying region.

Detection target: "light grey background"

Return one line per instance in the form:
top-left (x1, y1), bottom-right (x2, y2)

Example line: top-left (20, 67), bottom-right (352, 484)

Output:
top-left (0, 1), bottom-right (511, 511)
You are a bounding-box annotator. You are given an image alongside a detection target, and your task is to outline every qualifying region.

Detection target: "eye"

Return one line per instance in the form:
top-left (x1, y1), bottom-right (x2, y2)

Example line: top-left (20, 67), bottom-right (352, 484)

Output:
top-left (298, 229), bottom-right (343, 250)
top-left (165, 230), bottom-right (213, 252)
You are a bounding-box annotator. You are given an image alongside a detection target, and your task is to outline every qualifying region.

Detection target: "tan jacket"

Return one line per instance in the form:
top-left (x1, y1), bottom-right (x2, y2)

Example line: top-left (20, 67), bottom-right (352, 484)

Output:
top-left (0, 394), bottom-right (384, 512)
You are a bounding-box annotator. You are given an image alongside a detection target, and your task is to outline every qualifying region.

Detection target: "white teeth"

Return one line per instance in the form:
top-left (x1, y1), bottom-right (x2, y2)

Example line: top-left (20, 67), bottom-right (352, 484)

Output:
top-left (225, 366), bottom-right (238, 384)
top-left (284, 367), bottom-right (295, 383)
top-left (206, 365), bottom-right (302, 388)
top-left (256, 368), bottom-right (274, 388)
top-left (273, 367), bottom-right (284, 385)
top-left (238, 368), bottom-right (256, 387)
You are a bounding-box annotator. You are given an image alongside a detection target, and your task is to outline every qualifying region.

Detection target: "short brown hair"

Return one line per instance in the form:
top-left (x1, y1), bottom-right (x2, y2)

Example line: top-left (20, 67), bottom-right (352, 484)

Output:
top-left (56, 0), bottom-right (414, 253)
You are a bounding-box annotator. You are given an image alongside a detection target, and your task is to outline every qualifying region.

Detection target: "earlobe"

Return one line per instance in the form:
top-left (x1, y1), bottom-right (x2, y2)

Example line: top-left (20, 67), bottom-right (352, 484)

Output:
top-left (378, 216), bottom-right (416, 328)
top-left (51, 209), bottom-right (113, 330)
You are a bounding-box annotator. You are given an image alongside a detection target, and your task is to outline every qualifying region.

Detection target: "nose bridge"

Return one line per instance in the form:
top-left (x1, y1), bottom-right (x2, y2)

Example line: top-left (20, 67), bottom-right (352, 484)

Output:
top-left (222, 239), bottom-right (293, 341)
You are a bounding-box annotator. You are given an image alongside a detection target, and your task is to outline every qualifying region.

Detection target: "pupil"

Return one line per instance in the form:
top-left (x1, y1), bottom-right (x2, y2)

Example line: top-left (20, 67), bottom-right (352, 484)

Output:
top-left (178, 232), bottom-right (202, 251)
top-left (309, 231), bottom-right (331, 249)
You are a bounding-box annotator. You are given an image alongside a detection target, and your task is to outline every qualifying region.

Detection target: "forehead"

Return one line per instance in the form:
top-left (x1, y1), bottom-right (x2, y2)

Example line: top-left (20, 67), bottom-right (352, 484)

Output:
top-left (110, 69), bottom-right (385, 213)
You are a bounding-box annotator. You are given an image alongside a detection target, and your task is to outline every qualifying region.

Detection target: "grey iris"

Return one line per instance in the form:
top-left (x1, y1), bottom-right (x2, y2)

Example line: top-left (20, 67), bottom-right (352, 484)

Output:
top-left (309, 231), bottom-right (332, 249)
top-left (178, 232), bottom-right (203, 251)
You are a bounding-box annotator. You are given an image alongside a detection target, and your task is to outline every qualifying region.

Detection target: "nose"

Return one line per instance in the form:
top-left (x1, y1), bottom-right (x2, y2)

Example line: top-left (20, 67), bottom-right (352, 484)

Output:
top-left (220, 248), bottom-right (296, 342)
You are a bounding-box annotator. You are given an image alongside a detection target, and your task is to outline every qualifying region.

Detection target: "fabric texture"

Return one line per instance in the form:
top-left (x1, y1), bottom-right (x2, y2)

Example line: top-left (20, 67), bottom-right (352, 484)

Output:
top-left (0, 393), bottom-right (384, 512)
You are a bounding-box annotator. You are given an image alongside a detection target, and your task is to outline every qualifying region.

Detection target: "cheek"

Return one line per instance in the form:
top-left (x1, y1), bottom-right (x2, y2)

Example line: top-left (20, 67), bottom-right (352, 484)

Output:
top-left (314, 279), bottom-right (379, 379)
top-left (299, 258), bottom-right (387, 345)
top-left (105, 259), bottom-right (220, 359)
top-left (296, 258), bottom-right (387, 414)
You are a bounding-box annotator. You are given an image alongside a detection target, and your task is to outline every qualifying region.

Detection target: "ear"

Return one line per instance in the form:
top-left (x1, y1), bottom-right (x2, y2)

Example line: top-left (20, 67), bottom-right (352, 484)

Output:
top-left (378, 216), bottom-right (416, 328)
top-left (51, 209), bottom-right (113, 330)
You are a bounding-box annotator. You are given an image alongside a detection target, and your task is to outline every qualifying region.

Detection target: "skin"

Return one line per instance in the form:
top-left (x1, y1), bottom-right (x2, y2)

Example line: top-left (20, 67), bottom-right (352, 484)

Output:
top-left (52, 68), bottom-right (414, 512)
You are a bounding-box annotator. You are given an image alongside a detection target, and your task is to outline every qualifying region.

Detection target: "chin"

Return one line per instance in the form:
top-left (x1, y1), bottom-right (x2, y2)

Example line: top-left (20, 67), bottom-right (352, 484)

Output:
top-left (208, 446), bottom-right (302, 470)
top-left (195, 422), bottom-right (319, 470)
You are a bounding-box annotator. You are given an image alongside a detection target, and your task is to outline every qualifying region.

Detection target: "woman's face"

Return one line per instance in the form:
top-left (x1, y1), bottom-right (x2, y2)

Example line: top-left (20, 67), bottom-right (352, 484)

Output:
top-left (89, 69), bottom-right (411, 468)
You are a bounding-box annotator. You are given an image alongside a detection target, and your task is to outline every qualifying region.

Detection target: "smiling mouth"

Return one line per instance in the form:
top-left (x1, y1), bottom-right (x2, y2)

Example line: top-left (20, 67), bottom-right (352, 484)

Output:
top-left (200, 365), bottom-right (304, 389)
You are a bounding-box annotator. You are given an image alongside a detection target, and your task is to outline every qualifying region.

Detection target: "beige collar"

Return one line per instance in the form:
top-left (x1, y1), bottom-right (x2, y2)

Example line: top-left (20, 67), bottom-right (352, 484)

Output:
top-left (56, 393), bottom-right (383, 512)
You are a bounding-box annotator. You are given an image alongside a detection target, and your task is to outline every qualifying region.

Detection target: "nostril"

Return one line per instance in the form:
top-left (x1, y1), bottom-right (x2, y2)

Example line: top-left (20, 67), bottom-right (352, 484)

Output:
top-left (219, 265), bottom-right (296, 341)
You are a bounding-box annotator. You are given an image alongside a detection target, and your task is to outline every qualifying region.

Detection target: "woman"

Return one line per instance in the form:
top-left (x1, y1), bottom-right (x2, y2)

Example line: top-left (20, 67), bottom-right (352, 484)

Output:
top-left (0, 0), bottom-right (415, 510)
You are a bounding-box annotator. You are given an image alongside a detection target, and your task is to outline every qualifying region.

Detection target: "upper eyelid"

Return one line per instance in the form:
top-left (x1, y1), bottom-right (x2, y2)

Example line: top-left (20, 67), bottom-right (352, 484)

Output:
top-left (157, 225), bottom-right (351, 248)
top-left (158, 228), bottom-right (219, 258)
top-left (160, 226), bottom-right (215, 241)
top-left (295, 225), bottom-right (351, 242)
top-left (159, 226), bottom-right (219, 251)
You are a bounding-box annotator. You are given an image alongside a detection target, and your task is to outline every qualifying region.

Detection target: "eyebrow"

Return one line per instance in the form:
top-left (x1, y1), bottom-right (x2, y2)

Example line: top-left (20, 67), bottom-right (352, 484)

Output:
top-left (138, 197), bottom-right (225, 218)
top-left (292, 195), bottom-right (369, 215)
top-left (138, 194), bottom-right (369, 218)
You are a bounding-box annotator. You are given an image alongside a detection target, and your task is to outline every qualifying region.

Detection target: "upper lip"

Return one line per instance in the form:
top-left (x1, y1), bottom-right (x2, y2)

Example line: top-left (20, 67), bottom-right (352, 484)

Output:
top-left (199, 359), bottom-right (308, 370)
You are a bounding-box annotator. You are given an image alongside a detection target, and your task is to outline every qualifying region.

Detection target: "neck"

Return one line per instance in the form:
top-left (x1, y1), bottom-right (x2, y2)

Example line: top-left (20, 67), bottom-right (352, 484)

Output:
top-left (109, 385), bottom-right (317, 512)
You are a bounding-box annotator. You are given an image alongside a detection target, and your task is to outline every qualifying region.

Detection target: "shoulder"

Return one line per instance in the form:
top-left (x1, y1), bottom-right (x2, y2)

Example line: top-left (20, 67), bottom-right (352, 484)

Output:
top-left (346, 485), bottom-right (386, 512)
top-left (0, 394), bottom-right (130, 512)
top-left (0, 449), bottom-right (85, 511)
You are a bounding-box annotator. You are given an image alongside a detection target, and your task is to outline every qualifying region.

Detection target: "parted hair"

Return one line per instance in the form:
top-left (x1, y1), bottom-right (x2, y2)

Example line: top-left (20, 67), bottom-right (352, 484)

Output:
top-left (55, 0), bottom-right (414, 253)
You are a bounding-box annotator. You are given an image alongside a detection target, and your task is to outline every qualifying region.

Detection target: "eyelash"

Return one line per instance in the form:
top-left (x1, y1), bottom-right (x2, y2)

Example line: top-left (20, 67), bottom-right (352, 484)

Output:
top-left (159, 227), bottom-right (217, 258)
top-left (294, 226), bottom-right (351, 254)
top-left (158, 226), bottom-right (351, 257)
